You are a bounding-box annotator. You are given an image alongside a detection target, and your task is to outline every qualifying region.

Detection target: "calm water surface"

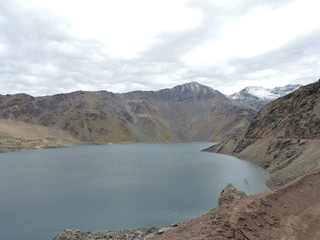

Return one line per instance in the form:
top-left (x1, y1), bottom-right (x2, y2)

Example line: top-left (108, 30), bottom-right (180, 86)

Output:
top-left (0, 142), bottom-right (269, 240)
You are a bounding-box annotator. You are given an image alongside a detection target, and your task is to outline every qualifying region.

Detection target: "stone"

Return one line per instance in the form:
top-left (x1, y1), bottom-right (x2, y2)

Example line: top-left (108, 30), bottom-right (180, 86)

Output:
top-left (218, 184), bottom-right (247, 207)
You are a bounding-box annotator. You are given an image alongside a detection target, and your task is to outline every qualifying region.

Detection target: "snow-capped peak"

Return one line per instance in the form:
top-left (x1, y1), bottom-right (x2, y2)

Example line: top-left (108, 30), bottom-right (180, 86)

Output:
top-left (231, 84), bottom-right (302, 101)
top-left (230, 84), bottom-right (302, 110)
top-left (243, 86), bottom-right (278, 101)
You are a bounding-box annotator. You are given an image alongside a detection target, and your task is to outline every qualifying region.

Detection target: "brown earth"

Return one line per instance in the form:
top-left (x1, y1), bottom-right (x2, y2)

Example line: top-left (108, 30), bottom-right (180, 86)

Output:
top-left (0, 119), bottom-right (80, 151)
top-left (149, 169), bottom-right (320, 240)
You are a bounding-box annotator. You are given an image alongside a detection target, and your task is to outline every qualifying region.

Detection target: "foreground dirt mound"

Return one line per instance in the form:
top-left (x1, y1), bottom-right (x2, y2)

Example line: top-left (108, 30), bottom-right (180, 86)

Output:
top-left (149, 169), bottom-right (320, 240)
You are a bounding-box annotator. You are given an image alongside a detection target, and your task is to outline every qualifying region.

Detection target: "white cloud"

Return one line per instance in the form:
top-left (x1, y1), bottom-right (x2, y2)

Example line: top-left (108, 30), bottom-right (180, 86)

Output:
top-left (182, 0), bottom-right (320, 67)
top-left (26, 0), bottom-right (203, 59)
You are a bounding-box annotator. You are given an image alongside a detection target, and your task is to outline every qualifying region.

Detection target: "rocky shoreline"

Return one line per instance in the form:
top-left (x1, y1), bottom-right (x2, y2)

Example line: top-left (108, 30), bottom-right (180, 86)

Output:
top-left (52, 224), bottom-right (180, 240)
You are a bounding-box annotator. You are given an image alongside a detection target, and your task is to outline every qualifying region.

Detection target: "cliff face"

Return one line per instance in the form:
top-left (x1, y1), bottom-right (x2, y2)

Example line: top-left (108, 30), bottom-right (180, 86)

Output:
top-left (208, 80), bottom-right (320, 189)
top-left (0, 83), bottom-right (255, 143)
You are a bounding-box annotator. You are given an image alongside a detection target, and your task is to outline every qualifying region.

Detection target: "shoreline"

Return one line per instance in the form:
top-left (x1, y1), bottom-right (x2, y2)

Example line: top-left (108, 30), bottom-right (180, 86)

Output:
top-left (52, 224), bottom-right (180, 240)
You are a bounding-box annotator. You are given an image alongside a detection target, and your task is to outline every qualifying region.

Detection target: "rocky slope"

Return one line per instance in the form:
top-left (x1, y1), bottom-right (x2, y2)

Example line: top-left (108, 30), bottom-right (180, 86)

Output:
top-left (0, 82), bottom-right (255, 143)
top-left (0, 119), bottom-right (79, 152)
top-left (208, 80), bottom-right (320, 189)
top-left (53, 169), bottom-right (320, 240)
top-left (230, 84), bottom-right (302, 110)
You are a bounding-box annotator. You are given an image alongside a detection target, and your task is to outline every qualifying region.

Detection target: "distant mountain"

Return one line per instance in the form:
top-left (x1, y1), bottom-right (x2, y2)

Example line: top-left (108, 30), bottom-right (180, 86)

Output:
top-left (230, 84), bottom-right (302, 110)
top-left (208, 80), bottom-right (320, 189)
top-left (0, 82), bottom-right (255, 143)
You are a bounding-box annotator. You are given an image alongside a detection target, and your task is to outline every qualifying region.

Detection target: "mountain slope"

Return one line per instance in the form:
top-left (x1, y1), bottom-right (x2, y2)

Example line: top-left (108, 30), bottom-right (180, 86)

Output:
top-left (230, 84), bottom-right (302, 110)
top-left (0, 119), bottom-right (79, 151)
top-left (208, 80), bottom-right (320, 188)
top-left (0, 82), bottom-right (256, 143)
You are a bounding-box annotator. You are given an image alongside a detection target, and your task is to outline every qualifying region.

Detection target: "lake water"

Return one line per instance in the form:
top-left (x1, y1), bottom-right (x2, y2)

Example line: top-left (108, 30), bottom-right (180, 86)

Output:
top-left (0, 142), bottom-right (269, 240)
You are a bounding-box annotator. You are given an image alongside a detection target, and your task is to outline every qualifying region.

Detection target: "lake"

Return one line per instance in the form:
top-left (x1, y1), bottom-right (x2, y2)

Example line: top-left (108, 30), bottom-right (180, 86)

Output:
top-left (0, 142), bottom-right (269, 240)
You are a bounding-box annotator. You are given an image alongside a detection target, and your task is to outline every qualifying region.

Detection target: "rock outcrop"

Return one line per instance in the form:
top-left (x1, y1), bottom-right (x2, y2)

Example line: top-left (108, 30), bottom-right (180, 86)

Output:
top-left (217, 184), bottom-right (247, 207)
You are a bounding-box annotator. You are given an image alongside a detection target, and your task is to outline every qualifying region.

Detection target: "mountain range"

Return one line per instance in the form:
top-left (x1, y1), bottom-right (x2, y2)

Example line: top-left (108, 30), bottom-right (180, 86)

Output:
top-left (0, 82), bottom-right (302, 150)
top-left (0, 82), bottom-right (253, 145)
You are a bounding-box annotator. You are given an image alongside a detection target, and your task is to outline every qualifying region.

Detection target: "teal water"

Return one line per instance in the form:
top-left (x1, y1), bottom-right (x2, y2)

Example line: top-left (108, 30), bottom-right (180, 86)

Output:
top-left (0, 142), bottom-right (269, 240)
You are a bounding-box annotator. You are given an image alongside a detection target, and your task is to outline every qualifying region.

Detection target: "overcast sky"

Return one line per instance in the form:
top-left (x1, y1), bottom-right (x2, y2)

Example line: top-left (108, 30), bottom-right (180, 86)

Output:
top-left (0, 0), bottom-right (319, 96)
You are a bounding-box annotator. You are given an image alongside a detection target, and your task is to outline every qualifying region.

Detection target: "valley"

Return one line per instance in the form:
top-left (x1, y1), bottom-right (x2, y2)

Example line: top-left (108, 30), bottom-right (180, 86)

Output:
top-left (0, 80), bottom-right (319, 240)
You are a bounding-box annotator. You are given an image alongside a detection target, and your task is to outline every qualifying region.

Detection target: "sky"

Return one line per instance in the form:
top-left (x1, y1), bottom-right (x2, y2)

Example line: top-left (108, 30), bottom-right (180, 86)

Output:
top-left (0, 0), bottom-right (319, 96)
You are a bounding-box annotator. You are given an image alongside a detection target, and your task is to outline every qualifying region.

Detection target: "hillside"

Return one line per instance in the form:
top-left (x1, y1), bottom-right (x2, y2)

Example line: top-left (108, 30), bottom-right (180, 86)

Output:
top-left (208, 80), bottom-right (320, 189)
top-left (0, 82), bottom-right (256, 143)
top-left (0, 119), bottom-right (79, 151)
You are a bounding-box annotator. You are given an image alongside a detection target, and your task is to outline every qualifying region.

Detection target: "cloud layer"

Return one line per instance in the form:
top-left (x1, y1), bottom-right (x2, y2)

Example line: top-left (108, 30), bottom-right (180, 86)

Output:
top-left (0, 0), bottom-right (319, 96)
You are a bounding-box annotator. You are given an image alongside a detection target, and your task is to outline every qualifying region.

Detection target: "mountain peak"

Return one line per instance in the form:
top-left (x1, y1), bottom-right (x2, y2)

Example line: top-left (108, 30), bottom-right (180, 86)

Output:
top-left (161, 82), bottom-right (224, 102)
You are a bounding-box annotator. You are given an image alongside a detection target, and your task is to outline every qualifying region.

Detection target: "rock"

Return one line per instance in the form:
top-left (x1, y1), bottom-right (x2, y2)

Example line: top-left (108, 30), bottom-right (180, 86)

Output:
top-left (52, 224), bottom-right (180, 240)
top-left (218, 184), bottom-right (247, 207)
top-left (157, 227), bottom-right (172, 234)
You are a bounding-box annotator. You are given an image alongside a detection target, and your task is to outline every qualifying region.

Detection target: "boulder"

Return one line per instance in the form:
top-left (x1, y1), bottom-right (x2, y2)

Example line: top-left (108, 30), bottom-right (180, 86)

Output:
top-left (218, 184), bottom-right (247, 207)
